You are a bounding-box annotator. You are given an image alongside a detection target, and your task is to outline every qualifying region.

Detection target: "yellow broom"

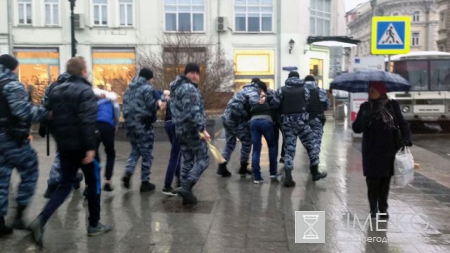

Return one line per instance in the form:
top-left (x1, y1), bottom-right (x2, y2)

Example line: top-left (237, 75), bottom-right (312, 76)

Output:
top-left (199, 132), bottom-right (226, 163)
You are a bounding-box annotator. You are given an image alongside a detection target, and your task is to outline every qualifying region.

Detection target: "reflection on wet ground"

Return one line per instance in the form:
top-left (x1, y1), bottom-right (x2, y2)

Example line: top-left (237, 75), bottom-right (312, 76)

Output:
top-left (2, 118), bottom-right (450, 252)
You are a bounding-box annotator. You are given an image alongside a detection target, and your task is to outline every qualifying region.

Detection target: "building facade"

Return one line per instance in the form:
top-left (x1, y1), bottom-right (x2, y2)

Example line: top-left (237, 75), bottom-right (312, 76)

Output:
top-left (0, 0), bottom-right (345, 99)
top-left (346, 0), bottom-right (439, 56)
top-left (437, 0), bottom-right (450, 51)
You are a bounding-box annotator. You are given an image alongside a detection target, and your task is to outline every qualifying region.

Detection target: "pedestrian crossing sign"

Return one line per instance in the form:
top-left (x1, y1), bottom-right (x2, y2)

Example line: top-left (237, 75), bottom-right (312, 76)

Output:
top-left (371, 16), bottom-right (411, 55)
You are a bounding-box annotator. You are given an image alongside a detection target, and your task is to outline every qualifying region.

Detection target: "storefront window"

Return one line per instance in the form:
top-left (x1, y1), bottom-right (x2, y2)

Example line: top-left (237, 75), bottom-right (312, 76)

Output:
top-left (309, 58), bottom-right (323, 88)
top-left (234, 49), bottom-right (275, 91)
top-left (14, 49), bottom-right (60, 104)
top-left (92, 49), bottom-right (135, 104)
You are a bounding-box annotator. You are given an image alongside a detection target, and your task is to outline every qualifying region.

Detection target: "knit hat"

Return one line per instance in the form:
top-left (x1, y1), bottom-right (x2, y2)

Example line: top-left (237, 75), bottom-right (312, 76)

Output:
top-left (184, 63), bottom-right (200, 75)
top-left (139, 68), bottom-right (153, 80)
top-left (0, 54), bottom-right (19, 71)
top-left (368, 81), bottom-right (387, 95)
top-left (304, 75), bottom-right (315, 82)
top-left (288, 71), bottom-right (300, 78)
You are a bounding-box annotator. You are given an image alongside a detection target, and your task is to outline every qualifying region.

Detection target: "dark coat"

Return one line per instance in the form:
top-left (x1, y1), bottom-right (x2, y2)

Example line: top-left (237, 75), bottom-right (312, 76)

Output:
top-left (352, 99), bottom-right (411, 177)
top-left (46, 75), bottom-right (98, 152)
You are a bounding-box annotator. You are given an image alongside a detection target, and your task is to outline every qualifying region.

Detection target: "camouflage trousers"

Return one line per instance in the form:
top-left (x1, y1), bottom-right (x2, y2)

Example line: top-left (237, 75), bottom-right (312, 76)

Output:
top-left (125, 128), bottom-right (155, 182)
top-left (47, 151), bottom-right (62, 185)
top-left (0, 135), bottom-right (39, 216)
top-left (179, 137), bottom-right (210, 185)
top-left (281, 115), bottom-right (320, 170)
top-left (221, 117), bottom-right (252, 163)
top-left (309, 117), bottom-right (324, 152)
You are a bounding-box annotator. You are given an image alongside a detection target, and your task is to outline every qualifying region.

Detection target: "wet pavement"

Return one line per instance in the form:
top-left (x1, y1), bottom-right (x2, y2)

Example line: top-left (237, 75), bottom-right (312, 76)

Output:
top-left (2, 118), bottom-right (450, 252)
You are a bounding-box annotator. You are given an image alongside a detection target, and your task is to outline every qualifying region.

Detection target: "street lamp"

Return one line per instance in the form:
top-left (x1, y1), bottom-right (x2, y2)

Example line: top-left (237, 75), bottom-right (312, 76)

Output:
top-left (370, 0), bottom-right (377, 17)
top-left (289, 39), bottom-right (295, 54)
top-left (69, 0), bottom-right (77, 57)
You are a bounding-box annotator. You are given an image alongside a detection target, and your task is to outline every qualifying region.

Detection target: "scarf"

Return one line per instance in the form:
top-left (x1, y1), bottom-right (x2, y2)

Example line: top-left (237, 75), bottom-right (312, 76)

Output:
top-left (369, 96), bottom-right (396, 129)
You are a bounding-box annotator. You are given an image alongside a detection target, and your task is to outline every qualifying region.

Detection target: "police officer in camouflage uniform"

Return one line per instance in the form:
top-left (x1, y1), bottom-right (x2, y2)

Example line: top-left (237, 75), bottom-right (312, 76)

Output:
top-left (270, 71), bottom-right (327, 187)
top-left (218, 78), bottom-right (261, 177)
top-left (170, 63), bottom-right (210, 205)
top-left (0, 54), bottom-right (49, 236)
top-left (304, 75), bottom-right (330, 153)
top-left (122, 68), bottom-right (166, 192)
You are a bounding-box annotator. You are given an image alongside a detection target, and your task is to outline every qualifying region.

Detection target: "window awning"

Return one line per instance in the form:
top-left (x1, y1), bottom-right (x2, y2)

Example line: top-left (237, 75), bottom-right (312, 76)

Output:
top-left (307, 36), bottom-right (361, 47)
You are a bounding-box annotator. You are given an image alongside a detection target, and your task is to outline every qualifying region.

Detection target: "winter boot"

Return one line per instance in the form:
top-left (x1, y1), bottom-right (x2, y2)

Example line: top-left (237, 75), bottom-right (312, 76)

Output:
top-left (43, 184), bottom-right (58, 199)
top-left (178, 181), bottom-right (198, 205)
top-left (0, 216), bottom-right (13, 238)
top-left (310, 165), bottom-right (327, 181)
top-left (73, 172), bottom-right (84, 190)
top-left (12, 205), bottom-right (27, 229)
top-left (283, 168), bottom-right (296, 188)
top-left (140, 181), bottom-right (156, 192)
top-left (238, 162), bottom-right (251, 176)
top-left (122, 173), bottom-right (132, 189)
top-left (217, 162), bottom-right (231, 177)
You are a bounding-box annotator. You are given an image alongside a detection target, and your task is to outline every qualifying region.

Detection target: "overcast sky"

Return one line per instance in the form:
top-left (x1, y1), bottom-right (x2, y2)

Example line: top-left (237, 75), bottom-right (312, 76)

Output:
top-left (346, 0), bottom-right (368, 11)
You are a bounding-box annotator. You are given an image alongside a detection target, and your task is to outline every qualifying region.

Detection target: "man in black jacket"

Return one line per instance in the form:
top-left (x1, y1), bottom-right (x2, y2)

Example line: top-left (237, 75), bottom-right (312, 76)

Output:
top-left (29, 57), bottom-right (111, 247)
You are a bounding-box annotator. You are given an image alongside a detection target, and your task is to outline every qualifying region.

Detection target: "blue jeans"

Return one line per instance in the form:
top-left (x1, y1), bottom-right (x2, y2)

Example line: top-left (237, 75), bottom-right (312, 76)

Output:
top-left (164, 121), bottom-right (181, 189)
top-left (250, 119), bottom-right (277, 179)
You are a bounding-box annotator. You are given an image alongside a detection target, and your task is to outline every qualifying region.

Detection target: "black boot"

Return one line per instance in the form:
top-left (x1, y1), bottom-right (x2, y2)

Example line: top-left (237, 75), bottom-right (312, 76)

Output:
top-left (140, 181), bottom-right (156, 192)
top-left (0, 216), bottom-right (13, 237)
top-left (12, 205), bottom-right (26, 229)
top-left (238, 162), bottom-right (251, 176)
top-left (283, 168), bottom-right (296, 187)
top-left (217, 162), bottom-right (231, 177)
top-left (44, 184), bottom-right (57, 199)
top-left (73, 172), bottom-right (84, 190)
top-left (122, 173), bottom-right (132, 189)
top-left (310, 165), bottom-right (327, 181)
top-left (178, 181), bottom-right (198, 205)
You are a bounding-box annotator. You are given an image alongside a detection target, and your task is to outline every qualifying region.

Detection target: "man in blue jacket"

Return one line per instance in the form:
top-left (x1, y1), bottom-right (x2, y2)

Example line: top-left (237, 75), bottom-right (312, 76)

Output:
top-left (95, 86), bottom-right (120, 191)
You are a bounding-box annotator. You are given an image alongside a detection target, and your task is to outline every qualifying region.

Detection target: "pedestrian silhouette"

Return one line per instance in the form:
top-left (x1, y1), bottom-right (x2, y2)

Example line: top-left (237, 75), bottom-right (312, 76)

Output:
top-left (383, 26), bottom-right (400, 44)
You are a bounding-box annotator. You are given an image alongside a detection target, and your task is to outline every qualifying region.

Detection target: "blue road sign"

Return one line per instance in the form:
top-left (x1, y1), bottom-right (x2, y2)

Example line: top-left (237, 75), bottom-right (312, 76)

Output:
top-left (371, 16), bottom-right (411, 55)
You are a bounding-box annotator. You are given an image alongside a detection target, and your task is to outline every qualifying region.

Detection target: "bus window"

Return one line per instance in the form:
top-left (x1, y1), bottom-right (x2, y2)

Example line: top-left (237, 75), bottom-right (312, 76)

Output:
top-left (430, 60), bottom-right (450, 91)
top-left (393, 61), bottom-right (428, 91)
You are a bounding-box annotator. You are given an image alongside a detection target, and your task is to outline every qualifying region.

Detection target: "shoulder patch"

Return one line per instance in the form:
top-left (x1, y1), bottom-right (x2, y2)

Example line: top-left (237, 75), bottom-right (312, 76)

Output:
top-left (190, 94), bottom-right (197, 102)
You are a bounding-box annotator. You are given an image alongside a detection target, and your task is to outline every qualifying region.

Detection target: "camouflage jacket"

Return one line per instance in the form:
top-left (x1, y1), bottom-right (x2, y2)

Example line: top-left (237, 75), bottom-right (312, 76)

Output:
top-left (222, 82), bottom-right (261, 123)
top-left (0, 65), bottom-right (48, 146)
top-left (42, 72), bottom-right (71, 106)
top-left (170, 75), bottom-right (206, 140)
top-left (304, 81), bottom-right (330, 111)
top-left (269, 77), bottom-right (310, 120)
top-left (122, 76), bottom-right (160, 131)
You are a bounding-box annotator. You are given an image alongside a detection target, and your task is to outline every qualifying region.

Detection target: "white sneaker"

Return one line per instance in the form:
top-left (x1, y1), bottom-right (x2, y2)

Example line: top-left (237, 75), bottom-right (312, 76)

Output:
top-left (253, 179), bottom-right (264, 184)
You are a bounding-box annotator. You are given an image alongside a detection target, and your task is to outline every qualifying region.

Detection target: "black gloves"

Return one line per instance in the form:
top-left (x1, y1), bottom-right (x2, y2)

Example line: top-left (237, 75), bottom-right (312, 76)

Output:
top-left (401, 140), bottom-right (413, 147)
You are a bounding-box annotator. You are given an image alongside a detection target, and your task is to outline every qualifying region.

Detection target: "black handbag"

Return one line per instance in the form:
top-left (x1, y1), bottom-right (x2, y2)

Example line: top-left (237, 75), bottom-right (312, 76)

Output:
top-left (389, 102), bottom-right (403, 150)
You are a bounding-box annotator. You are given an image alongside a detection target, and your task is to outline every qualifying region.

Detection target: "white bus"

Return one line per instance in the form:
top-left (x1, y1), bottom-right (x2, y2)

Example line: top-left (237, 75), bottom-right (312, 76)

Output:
top-left (388, 51), bottom-right (450, 126)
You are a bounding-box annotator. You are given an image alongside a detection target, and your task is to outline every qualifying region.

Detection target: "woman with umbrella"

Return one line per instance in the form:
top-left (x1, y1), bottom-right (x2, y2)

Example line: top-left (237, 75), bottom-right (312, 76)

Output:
top-left (352, 81), bottom-right (412, 219)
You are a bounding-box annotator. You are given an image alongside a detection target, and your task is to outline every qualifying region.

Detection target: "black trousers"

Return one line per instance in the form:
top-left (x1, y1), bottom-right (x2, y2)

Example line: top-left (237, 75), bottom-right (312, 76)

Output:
top-left (95, 122), bottom-right (116, 181)
top-left (366, 176), bottom-right (392, 213)
top-left (273, 121), bottom-right (285, 159)
top-left (39, 150), bottom-right (101, 227)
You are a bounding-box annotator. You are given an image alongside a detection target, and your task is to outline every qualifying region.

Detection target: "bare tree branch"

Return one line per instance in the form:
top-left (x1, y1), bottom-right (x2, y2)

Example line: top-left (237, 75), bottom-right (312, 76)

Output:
top-left (136, 33), bottom-right (235, 110)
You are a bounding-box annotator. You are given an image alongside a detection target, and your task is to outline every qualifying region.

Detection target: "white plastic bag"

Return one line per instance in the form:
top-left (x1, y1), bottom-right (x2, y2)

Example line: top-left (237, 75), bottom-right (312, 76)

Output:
top-left (394, 147), bottom-right (414, 187)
